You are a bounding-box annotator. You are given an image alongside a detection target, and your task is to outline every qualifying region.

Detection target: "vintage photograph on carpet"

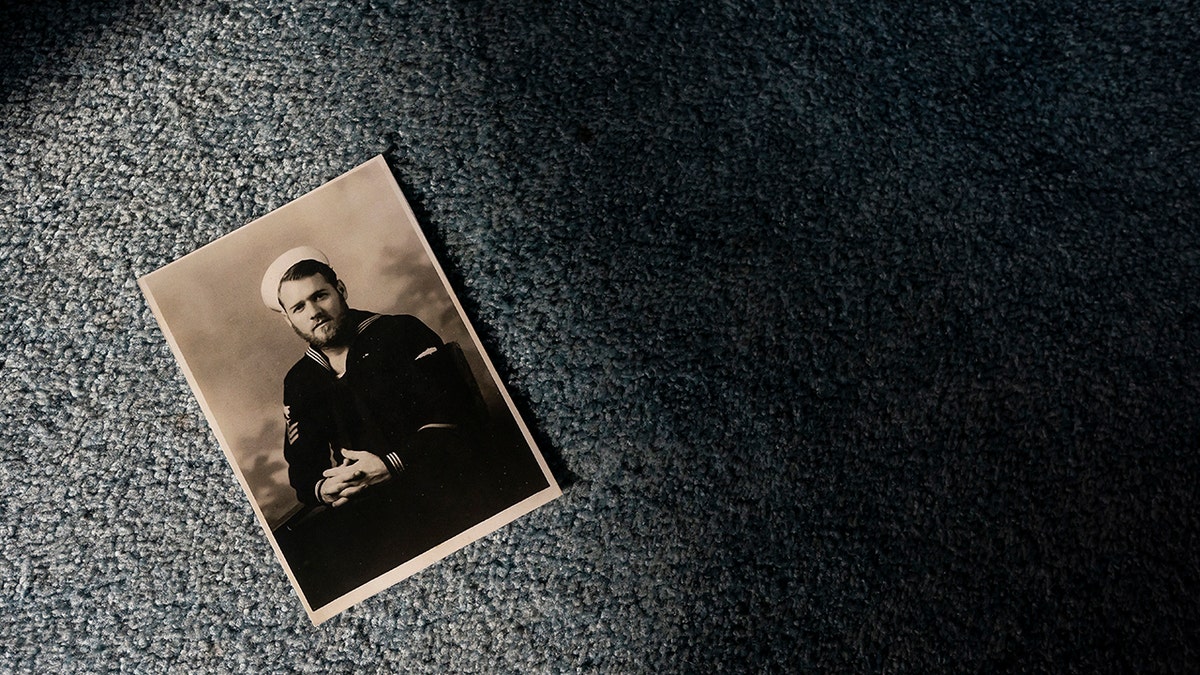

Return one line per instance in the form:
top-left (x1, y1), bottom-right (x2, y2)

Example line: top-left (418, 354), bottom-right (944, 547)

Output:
top-left (138, 156), bottom-right (561, 624)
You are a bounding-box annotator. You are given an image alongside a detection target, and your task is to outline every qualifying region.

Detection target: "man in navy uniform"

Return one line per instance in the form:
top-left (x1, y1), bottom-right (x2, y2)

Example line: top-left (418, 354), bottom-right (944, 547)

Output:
top-left (261, 246), bottom-right (538, 606)
top-left (261, 245), bottom-right (483, 509)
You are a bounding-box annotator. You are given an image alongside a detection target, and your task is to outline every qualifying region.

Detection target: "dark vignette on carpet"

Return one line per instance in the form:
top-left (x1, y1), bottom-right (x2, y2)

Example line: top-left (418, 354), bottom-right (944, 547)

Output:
top-left (454, 1), bottom-right (1200, 670)
top-left (1, 0), bottom-right (1198, 672)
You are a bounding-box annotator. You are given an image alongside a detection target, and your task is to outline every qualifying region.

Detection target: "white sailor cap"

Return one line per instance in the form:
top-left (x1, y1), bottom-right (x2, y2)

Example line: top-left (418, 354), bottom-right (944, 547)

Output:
top-left (260, 246), bottom-right (330, 311)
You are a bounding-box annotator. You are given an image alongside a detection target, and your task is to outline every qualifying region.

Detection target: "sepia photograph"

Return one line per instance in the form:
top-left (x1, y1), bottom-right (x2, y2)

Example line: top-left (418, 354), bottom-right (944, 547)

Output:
top-left (138, 156), bottom-right (561, 623)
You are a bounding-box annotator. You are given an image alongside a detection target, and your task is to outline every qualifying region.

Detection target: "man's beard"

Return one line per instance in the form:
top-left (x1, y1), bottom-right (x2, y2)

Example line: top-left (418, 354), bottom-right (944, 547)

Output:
top-left (294, 313), bottom-right (353, 349)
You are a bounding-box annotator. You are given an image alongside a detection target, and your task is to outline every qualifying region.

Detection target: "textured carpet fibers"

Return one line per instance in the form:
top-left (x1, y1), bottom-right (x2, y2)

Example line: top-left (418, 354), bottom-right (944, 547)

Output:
top-left (2, 0), bottom-right (1199, 672)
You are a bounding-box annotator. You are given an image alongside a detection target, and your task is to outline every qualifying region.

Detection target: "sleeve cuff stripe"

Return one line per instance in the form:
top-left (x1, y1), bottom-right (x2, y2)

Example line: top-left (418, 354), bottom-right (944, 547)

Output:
top-left (387, 452), bottom-right (404, 474)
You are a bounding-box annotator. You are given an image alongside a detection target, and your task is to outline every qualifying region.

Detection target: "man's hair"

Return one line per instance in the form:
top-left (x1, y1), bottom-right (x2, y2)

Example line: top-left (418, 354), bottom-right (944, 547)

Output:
top-left (278, 259), bottom-right (339, 303)
top-left (281, 258), bottom-right (338, 285)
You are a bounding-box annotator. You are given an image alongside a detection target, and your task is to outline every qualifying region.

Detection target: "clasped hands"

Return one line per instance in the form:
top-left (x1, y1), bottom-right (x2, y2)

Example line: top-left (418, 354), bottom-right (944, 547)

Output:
top-left (318, 449), bottom-right (392, 507)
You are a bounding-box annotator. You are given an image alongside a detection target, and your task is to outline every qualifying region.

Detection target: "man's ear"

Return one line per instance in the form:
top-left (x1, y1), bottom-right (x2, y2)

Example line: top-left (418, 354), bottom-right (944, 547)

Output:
top-left (337, 280), bottom-right (347, 301)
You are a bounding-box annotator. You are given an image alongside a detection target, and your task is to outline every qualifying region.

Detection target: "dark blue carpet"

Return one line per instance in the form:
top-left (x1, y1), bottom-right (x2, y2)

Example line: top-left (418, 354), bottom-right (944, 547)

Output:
top-left (2, 0), bottom-right (1198, 671)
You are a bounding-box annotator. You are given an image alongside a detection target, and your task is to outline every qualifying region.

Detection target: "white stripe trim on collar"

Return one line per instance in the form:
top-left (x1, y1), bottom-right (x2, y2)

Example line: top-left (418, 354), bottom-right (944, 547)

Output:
top-left (305, 346), bottom-right (332, 371)
top-left (357, 314), bottom-right (381, 334)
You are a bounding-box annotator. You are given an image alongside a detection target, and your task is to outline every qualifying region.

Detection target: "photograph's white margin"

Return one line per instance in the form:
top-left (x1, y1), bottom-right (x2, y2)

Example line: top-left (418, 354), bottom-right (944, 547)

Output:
top-left (138, 156), bottom-right (562, 625)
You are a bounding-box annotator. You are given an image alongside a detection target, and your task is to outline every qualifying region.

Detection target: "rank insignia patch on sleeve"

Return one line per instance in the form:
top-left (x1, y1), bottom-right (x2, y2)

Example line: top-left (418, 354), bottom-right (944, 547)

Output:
top-left (284, 406), bottom-right (299, 444)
